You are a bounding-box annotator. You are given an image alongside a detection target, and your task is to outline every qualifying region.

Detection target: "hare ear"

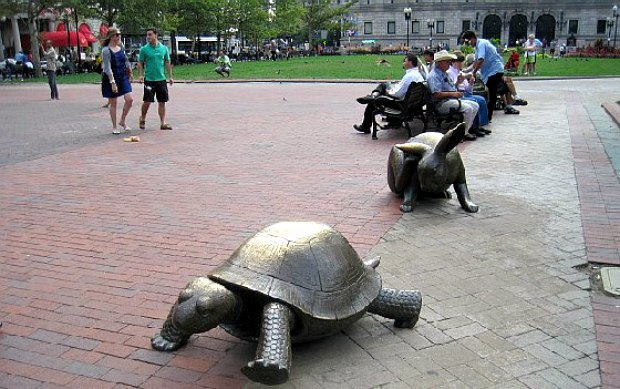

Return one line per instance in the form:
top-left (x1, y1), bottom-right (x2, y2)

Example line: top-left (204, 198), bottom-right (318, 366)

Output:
top-left (435, 122), bottom-right (466, 154)
top-left (395, 143), bottom-right (432, 156)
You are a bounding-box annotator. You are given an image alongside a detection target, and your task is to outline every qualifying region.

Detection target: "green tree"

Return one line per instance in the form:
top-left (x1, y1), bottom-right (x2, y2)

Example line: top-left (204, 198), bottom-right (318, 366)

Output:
top-left (300, 0), bottom-right (356, 47)
top-left (0, 0), bottom-right (58, 76)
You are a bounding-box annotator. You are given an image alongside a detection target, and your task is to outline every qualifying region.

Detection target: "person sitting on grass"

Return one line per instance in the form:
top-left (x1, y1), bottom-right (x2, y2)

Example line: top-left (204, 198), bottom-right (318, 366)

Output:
top-left (352, 53), bottom-right (424, 134)
top-left (504, 49), bottom-right (520, 73)
top-left (214, 50), bottom-right (231, 77)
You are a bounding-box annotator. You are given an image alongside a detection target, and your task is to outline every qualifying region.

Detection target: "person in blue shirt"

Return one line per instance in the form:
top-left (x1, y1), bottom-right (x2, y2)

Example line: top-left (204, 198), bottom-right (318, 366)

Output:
top-left (461, 30), bottom-right (518, 121)
top-left (426, 50), bottom-right (480, 140)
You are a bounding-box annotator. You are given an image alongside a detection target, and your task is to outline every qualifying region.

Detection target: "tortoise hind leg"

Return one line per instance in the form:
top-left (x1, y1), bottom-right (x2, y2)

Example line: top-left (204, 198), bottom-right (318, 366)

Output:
top-left (241, 302), bottom-right (295, 385)
top-left (368, 288), bottom-right (422, 329)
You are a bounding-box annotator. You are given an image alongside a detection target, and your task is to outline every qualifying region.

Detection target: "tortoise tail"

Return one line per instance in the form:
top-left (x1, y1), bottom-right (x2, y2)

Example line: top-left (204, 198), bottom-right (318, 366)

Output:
top-left (151, 311), bottom-right (190, 352)
top-left (368, 288), bottom-right (422, 329)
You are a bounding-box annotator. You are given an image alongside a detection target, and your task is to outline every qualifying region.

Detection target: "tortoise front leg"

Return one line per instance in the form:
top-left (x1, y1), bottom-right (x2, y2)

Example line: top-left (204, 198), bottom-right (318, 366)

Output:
top-left (368, 288), bottom-right (422, 329)
top-left (241, 302), bottom-right (295, 386)
top-left (151, 309), bottom-right (191, 352)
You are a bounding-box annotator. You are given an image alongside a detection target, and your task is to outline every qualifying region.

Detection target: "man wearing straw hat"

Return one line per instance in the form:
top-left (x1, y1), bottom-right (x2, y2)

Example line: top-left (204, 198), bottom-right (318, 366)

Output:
top-left (426, 50), bottom-right (480, 140)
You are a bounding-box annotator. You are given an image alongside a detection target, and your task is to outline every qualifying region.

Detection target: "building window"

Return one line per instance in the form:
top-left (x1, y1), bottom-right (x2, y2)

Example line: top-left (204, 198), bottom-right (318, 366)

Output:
top-left (387, 21), bottom-right (396, 34)
top-left (597, 20), bottom-right (607, 34)
top-left (436, 20), bottom-right (445, 34)
top-left (364, 22), bottom-right (373, 34)
top-left (462, 20), bottom-right (471, 32)
top-left (568, 20), bottom-right (578, 34)
top-left (412, 20), bottom-right (420, 34)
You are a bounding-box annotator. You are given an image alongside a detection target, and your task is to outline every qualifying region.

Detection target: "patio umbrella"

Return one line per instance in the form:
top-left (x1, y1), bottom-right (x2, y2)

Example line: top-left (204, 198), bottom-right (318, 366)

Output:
top-left (41, 31), bottom-right (90, 47)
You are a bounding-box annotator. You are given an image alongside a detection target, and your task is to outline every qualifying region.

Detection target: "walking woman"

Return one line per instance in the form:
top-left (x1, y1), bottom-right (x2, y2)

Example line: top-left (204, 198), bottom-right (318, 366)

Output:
top-left (101, 27), bottom-right (133, 134)
top-left (41, 40), bottom-right (59, 100)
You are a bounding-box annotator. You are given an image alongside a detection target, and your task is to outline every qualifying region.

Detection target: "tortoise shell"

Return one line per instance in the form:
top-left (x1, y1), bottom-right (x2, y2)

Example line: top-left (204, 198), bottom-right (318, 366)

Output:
top-left (209, 222), bottom-right (382, 321)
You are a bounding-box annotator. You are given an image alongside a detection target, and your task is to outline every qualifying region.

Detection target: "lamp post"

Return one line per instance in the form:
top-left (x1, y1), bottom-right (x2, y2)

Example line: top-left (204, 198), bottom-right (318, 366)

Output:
top-left (607, 16), bottom-right (614, 48)
top-left (613, 5), bottom-right (619, 48)
top-left (427, 19), bottom-right (435, 49)
top-left (403, 7), bottom-right (412, 49)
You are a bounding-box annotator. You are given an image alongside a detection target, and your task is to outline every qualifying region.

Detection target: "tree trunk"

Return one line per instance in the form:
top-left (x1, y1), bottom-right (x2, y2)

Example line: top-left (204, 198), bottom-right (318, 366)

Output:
top-left (27, 1), bottom-right (42, 78)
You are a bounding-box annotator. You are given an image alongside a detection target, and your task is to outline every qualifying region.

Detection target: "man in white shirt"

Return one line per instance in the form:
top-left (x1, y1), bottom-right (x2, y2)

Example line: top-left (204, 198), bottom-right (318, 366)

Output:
top-left (354, 53), bottom-right (425, 133)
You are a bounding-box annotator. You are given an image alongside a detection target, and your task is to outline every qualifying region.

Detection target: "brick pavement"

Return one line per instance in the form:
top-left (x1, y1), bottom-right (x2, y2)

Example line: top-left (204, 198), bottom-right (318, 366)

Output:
top-left (0, 79), bottom-right (619, 388)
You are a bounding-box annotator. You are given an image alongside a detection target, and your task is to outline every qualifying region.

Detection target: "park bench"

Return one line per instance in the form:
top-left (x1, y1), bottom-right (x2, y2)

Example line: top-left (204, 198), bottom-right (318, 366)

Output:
top-left (371, 81), bottom-right (429, 139)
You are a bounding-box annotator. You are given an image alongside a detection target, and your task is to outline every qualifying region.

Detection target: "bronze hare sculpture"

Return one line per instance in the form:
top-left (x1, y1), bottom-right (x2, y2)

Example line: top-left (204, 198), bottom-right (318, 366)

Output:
top-left (387, 122), bottom-right (479, 213)
top-left (152, 222), bottom-right (422, 385)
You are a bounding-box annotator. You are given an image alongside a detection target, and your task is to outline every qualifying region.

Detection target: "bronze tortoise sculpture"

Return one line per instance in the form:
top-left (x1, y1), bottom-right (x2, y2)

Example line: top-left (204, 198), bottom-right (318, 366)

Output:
top-left (152, 221), bottom-right (422, 385)
top-left (387, 122), bottom-right (479, 213)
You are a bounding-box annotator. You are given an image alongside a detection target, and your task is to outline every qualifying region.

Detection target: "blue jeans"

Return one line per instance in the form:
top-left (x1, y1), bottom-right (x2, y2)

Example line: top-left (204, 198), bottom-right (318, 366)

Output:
top-left (463, 93), bottom-right (488, 128)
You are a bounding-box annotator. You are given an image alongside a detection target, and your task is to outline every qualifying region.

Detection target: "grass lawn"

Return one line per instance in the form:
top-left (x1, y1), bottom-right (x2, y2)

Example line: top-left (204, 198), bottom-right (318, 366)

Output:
top-left (22, 54), bottom-right (620, 84)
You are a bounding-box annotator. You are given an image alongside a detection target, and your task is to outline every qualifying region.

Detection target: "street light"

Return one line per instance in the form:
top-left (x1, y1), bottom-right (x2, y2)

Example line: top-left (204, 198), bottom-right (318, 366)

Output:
top-left (607, 16), bottom-right (614, 48)
top-left (403, 7), bottom-right (412, 48)
top-left (613, 5), bottom-right (619, 48)
top-left (427, 19), bottom-right (435, 49)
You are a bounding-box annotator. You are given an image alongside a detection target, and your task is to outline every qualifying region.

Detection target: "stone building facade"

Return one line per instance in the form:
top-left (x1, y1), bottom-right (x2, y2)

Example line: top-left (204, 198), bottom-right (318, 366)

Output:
top-left (340, 0), bottom-right (619, 50)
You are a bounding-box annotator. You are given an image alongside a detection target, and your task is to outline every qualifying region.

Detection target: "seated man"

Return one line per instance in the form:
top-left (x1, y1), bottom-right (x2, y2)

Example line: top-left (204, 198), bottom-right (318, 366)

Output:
top-left (419, 49), bottom-right (435, 79)
top-left (448, 51), bottom-right (490, 137)
top-left (499, 76), bottom-right (527, 106)
top-left (426, 50), bottom-right (479, 140)
top-left (214, 50), bottom-right (231, 77)
top-left (353, 52), bottom-right (424, 134)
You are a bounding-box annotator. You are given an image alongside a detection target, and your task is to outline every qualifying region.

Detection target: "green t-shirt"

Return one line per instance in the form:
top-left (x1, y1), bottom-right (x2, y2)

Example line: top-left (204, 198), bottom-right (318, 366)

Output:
top-left (139, 42), bottom-right (170, 81)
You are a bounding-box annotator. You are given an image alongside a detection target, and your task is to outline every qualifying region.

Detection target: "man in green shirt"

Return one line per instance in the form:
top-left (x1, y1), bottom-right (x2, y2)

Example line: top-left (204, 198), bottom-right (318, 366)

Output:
top-left (137, 27), bottom-right (174, 130)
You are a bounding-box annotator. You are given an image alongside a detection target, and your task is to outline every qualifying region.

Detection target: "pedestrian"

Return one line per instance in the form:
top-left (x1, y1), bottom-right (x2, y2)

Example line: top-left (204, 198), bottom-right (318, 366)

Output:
top-left (136, 27), bottom-right (173, 131)
top-left (40, 40), bottom-right (59, 100)
top-left (101, 27), bottom-right (134, 134)
top-left (522, 34), bottom-right (538, 75)
top-left (461, 30), bottom-right (517, 122)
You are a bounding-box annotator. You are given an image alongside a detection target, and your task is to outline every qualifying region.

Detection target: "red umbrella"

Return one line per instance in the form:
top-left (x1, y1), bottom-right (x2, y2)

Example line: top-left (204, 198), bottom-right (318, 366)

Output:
top-left (99, 24), bottom-right (109, 39)
top-left (41, 31), bottom-right (90, 47)
top-left (79, 23), bottom-right (97, 43)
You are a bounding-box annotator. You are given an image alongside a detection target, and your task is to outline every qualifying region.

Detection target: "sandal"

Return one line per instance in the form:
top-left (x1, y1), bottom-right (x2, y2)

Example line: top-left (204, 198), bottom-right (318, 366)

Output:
top-left (160, 123), bottom-right (173, 130)
top-left (112, 129), bottom-right (121, 135)
top-left (504, 106), bottom-right (520, 115)
top-left (513, 99), bottom-right (528, 106)
top-left (139, 117), bottom-right (146, 130)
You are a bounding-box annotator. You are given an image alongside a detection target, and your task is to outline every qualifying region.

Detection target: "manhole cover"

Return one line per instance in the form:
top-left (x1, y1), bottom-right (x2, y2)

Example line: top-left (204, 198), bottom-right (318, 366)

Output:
top-left (601, 267), bottom-right (620, 297)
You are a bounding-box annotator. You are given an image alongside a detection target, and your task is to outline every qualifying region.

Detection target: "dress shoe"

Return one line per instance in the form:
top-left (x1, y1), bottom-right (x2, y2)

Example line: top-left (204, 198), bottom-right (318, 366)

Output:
top-left (469, 128), bottom-right (485, 137)
top-left (463, 133), bottom-right (476, 141)
top-left (479, 128), bottom-right (492, 134)
top-left (353, 124), bottom-right (371, 134)
top-left (356, 94), bottom-right (375, 104)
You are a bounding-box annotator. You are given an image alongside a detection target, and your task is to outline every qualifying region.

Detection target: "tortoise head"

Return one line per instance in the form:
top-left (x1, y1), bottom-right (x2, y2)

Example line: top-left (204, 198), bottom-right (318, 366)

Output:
top-left (171, 277), bottom-right (237, 334)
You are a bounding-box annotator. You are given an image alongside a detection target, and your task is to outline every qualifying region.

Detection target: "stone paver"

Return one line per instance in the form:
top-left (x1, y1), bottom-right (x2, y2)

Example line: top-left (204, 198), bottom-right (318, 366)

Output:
top-left (0, 79), bottom-right (619, 388)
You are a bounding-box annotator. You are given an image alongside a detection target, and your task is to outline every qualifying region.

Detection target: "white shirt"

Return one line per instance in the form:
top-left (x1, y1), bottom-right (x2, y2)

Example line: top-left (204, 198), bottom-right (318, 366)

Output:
top-left (389, 68), bottom-right (425, 100)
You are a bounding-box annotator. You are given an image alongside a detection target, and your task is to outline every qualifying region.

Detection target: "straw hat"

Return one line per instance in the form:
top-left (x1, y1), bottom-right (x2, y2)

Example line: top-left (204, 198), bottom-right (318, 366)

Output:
top-left (452, 50), bottom-right (465, 62)
top-left (433, 50), bottom-right (457, 62)
top-left (102, 27), bottom-right (121, 46)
